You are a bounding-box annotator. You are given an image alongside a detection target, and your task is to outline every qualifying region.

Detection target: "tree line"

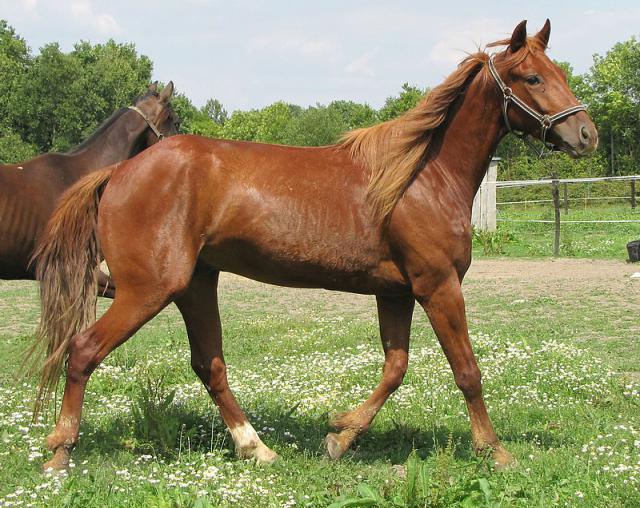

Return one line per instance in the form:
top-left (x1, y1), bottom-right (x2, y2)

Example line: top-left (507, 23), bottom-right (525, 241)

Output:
top-left (1, 19), bottom-right (639, 179)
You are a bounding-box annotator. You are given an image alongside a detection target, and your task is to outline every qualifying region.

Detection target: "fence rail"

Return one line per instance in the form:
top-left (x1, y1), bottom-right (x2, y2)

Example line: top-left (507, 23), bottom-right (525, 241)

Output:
top-left (495, 175), bottom-right (640, 188)
top-left (471, 169), bottom-right (640, 256)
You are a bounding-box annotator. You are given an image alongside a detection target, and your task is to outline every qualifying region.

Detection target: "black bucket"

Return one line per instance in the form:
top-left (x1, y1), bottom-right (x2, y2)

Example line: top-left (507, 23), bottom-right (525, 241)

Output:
top-left (628, 240), bottom-right (640, 263)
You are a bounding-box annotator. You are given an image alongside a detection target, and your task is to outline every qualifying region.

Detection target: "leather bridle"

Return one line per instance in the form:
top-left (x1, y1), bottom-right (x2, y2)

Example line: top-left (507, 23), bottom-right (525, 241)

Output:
top-left (488, 54), bottom-right (586, 156)
top-left (128, 106), bottom-right (165, 141)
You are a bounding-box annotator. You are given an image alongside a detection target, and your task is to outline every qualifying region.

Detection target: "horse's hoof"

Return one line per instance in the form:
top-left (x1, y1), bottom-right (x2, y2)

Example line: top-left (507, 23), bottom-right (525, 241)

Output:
top-left (42, 447), bottom-right (70, 473)
top-left (254, 445), bottom-right (279, 465)
top-left (493, 447), bottom-right (516, 470)
top-left (238, 443), bottom-right (279, 465)
top-left (325, 432), bottom-right (346, 460)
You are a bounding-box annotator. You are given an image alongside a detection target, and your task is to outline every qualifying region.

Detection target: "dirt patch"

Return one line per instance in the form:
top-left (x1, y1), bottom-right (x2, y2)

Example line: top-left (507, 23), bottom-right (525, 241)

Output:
top-left (218, 258), bottom-right (640, 316)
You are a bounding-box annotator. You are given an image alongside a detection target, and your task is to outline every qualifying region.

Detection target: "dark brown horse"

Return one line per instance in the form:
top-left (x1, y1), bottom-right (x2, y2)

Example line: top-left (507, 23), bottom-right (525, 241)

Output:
top-left (32, 20), bottom-right (597, 471)
top-left (0, 82), bottom-right (178, 296)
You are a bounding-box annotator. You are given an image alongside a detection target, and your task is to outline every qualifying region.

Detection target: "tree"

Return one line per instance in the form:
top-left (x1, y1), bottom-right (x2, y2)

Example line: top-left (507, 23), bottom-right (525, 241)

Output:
top-left (582, 38), bottom-right (640, 175)
top-left (282, 105), bottom-right (345, 146)
top-left (202, 99), bottom-right (228, 126)
top-left (0, 20), bottom-right (31, 131)
top-left (327, 100), bottom-right (378, 131)
top-left (72, 40), bottom-right (153, 140)
top-left (378, 83), bottom-right (426, 121)
top-left (255, 102), bottom-right (293, 144)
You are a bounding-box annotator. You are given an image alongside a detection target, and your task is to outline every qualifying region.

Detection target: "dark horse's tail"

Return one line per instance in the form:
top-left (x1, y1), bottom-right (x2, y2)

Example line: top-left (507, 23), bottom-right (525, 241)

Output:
top-left (29, 167), bottom-right (113, 416)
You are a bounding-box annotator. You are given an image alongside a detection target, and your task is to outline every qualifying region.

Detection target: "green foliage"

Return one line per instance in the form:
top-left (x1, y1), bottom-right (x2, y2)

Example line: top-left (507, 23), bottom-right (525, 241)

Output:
top-left (222, 108), bottom-right (262, 141)
top-left (282, 104), bottom-right (346, 146)
top-left (0, 21), bottom-right (153, 154)
top-left (378, 83), bottom-right (426, 121)
top-left (255, 101), bottom-right (293, 144)
top-left (581, 37), bottom-right (640, 175)
top-left (131, 374), bottom-right (182, 456)
top-left (171, 92), bottom-right (222, 137)
top-left (472, 227), bottom-right (514, 255)
top-left (202, 98), bottom-right (228, 125)
top-left (0, 129), bottom-right (36, 164)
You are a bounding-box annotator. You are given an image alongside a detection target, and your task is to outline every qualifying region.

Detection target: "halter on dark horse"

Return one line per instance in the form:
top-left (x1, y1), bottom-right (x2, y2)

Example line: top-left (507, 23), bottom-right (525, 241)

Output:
top-left (0, 82), bottom-right (178, 296)
top-left (32, 20), bottom-right (597, 471)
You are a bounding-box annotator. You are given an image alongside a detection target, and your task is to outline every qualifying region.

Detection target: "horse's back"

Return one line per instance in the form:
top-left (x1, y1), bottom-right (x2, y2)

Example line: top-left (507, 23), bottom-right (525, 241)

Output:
top-left (101, 135), bottom-right (408, 293)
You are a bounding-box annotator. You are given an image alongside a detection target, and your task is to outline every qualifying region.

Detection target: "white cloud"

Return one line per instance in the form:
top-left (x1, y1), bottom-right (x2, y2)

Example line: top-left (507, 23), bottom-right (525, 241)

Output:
top-left (69, 0), bottom-right (122, 36)
top-left (428, 18), bottom-right (506, 66)
top-left (344, 49), bottom-right (378, 76)
top-left (20, 0), bottom-right (37, 12)
top-left (247, 32), bottom-right (341, 62)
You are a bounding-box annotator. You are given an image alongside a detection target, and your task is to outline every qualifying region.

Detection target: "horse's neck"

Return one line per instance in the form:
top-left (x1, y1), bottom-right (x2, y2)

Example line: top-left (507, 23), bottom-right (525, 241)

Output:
top-left (69, 110), bottom-right (147, 178)
top-left (421, 77), bottom-right (505, 208)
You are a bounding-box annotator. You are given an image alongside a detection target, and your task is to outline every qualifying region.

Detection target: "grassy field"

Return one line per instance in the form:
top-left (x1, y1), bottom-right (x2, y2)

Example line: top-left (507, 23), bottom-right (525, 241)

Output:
top-left (0, 259), bottom-right (639, 507)
top-left (473, 203), bottom-right (640, 259)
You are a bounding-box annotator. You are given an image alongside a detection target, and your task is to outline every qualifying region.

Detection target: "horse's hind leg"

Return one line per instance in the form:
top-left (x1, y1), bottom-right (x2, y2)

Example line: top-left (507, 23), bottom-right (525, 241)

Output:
top-left (175, 269), bottom-right (278, 464)
top-left (326, 294), bottom-right (414, 459)
top-left (43, 286), bottom-right (172, 470)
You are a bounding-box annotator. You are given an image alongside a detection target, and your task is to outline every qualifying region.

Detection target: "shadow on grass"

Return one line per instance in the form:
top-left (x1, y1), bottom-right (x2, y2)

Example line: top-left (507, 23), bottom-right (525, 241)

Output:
top-left (65, 402), bottom-right (565, 467)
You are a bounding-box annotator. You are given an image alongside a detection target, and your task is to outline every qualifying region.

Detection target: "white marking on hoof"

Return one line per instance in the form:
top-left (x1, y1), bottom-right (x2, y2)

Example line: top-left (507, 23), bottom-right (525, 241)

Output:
top-left (230, 422), bottom-right (278, 464)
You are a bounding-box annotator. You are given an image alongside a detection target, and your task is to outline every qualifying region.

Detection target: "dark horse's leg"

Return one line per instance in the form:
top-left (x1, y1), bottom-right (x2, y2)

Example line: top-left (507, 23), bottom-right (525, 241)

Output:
top-left (416, 272), bottom-right (514, 468)
top-left (97, 271), bottom-right (115, 298)
top-left (326, 294), bottom-right (414, 459)
top-left (175, 269), bottom-right (277, 463)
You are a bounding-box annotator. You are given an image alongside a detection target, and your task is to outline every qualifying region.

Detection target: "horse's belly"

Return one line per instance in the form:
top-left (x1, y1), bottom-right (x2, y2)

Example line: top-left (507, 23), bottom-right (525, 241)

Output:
top-left (199, 241), bottom-right (408, 295)
top-left (0, 198), bottom-right (42, 280)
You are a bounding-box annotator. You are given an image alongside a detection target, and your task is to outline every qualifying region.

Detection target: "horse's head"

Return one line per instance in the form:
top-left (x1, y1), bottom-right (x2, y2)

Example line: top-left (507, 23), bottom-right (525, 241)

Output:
top-left (490, 20), bottom-right (597, 157)
top-left (130, 81), bottom-right (180, 146)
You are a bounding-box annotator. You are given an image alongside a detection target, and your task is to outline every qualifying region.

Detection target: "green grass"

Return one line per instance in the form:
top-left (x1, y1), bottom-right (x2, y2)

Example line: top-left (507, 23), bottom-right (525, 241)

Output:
top-left (0, 271), bottom-right (639, 507)
top-left (473, 203), bottom-right (640, 259)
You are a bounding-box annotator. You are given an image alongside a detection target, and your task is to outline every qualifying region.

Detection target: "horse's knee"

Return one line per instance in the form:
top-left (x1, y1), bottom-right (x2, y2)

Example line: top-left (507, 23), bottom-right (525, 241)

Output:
top-left (454, 365), bottom-right (482, 399)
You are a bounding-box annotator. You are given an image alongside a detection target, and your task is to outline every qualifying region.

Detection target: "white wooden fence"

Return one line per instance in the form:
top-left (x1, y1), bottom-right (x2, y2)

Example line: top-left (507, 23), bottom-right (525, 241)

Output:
top-left (471, 158), bottom-right (498, 231)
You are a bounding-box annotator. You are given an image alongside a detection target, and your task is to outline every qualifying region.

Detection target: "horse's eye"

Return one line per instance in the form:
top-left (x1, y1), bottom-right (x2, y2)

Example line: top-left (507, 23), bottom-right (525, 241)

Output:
top-left (526, 75), bottom-right (541, 85)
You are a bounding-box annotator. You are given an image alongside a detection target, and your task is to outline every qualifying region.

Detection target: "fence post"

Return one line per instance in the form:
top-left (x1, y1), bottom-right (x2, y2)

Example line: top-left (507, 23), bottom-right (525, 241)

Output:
top-left (632, 179), bottom-right (637, 209)
top-left (552, 175), bottom-right (561, 257)
top-left (471, 158), bottom-right (498, 232)
top-left (563, 182), bottom-right (569, 215)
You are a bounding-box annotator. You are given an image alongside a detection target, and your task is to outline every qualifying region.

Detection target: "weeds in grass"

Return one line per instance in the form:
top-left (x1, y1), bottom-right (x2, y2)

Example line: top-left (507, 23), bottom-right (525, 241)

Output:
top-left (131, 374), bottom-right (182, 456)
top-left (472, 227), bottom-right (514, 255)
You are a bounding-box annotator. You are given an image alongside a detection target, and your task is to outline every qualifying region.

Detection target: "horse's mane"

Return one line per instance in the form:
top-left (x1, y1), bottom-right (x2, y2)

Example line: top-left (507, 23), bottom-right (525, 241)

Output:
top-left (67, 91), bottom-right (159, 154)
top-left (340, 37), bottom-right (546, 222)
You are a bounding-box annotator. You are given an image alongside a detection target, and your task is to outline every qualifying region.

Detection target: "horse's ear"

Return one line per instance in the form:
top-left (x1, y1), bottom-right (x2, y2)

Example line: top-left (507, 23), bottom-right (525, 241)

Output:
top-left (148, 81), bottom-right (158, 93)
top-left (509, 20), bottom-right (528, 53)
top-left (159, 81), bottom-right (174, 103)
top-left (536, 19), bottom-right (551, 49)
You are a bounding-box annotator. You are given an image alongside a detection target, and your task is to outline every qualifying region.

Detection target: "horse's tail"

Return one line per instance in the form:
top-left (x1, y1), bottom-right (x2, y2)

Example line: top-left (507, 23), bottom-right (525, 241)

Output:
top-left (29, 166), bottom-right (113, 417)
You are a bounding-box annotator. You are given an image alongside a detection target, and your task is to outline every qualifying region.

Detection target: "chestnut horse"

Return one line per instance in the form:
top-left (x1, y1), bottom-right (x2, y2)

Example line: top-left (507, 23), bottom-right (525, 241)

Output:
top-left (32, 20), bottom-right (597, 471)
top-left (0, 82), bottom-right (178, 297)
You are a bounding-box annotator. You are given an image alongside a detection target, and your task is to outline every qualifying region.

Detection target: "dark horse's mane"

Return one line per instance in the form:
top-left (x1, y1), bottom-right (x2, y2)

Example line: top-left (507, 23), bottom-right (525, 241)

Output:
top-left (67, 91), bottom-right (160, 154)
top-left (340, 36), bottom-right (546, 221)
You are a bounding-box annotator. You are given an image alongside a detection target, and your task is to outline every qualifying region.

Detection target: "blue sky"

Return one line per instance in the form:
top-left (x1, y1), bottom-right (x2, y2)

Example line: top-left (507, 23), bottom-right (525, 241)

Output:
top-left (1, 0), bottom-right (639, 111)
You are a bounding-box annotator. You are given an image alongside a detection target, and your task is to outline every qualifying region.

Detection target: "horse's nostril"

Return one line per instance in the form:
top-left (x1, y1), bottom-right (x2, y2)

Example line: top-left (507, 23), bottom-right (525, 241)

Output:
top-left (580, 125), bottom-right (591, 143)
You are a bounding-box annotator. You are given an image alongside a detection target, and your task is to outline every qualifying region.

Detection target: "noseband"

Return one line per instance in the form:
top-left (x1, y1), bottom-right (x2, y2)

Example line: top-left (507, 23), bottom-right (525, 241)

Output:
top-left (128, 106), bottom-right (165, 141)
top-left (488, 55), bottom-right (586, 156)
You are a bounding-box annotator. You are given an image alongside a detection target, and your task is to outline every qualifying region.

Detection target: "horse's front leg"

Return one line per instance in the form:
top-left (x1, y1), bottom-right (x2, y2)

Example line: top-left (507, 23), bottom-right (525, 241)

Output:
top-left (415, 272), bottom-right (514, 468)
top-left (325, 294), bottom-right (414, 459)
